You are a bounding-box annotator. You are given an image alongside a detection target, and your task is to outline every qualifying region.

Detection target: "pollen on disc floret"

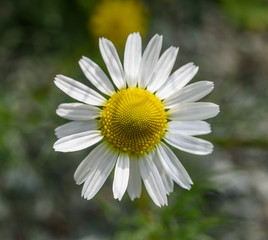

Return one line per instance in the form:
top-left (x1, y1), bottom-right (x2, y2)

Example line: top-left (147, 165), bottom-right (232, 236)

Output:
top-left (100, 88), bottom-right (167, 155)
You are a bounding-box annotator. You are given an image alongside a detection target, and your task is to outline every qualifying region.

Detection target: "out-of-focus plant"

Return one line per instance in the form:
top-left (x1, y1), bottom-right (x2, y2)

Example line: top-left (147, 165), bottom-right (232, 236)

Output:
top-left (89, 0), bottom-right (149, 47)
top-left (112, 181), bottom-right (225, 240)
top-left (220, 0), bottom-right (268, 30)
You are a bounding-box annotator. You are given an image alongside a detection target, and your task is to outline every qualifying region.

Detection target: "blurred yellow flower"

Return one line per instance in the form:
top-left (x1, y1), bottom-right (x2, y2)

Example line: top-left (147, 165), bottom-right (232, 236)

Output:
top-left (90, 0), bottom-right (148, 47)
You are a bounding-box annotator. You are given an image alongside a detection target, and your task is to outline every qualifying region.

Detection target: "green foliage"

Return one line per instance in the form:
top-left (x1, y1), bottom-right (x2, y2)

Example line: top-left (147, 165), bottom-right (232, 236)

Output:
top-left (113, 183), bottom-right (224, 240)
top-left (221, 0), bottom-right (268, 30)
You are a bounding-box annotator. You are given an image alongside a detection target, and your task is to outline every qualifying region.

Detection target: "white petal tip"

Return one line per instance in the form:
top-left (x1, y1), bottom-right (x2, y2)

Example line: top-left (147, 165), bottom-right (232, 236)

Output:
top-left (180, 183), bottom-right (192, 190)
top-left (73, 173), bottom-right (82, 185)
top-left (83, 195), bottom-right (89, 200)
top-left (129, 195), bottom-right (136, 201)
top-left (53, 142), bottom-right (58, 151)
top-left (114, 195), bottom-right (123, 201)
top-left (55, 74), bottom-right (64, 80)
top-left (75, 180), bottom-right (81, 185)
top-left (53, 143), bottom-right (78, 153)
top-left (201, 80), bottom-right (214, 87)
top-left (53, 147), bottom-right (65, 152)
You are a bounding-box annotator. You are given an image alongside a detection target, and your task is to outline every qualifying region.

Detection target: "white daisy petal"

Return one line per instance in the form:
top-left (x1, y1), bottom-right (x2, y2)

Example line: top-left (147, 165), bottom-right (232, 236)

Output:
top-left (139, 154), bottom-right (168, 207)
top-left (56, 103), bottom-right (100, 121)
top-left (54, 75), bottom-right (106, 106)
top-left (74, 142), bottom-right (108, 185)
top-left (168, 102), bottom-right (220, 121)
top-left (138, 34), bottom-right (163, 88)
top-left (55, 120), bottom-right (98, 139)
top-left (82, 148), bottom-right (118, 200)
top-left (167, 121), bottom-right (211, 136)
top-left (113, 153), bottom-right (130, 201)
top-left (164, 81), bottom-right (214, 108)
top-left (147, 46), bottom-right (179, 93)
top-left (127, 156), bottom-right (142, 200)
top-left (124, 32), bottom-right (142, 88)
top-left (79, 56), bottom-right (115, 96)
top-left (157, 142), bottom-right (193, 189)
top-left (164, 132), bottom-right (214, 155)
top-left (153, 150), bottom-right (174, 194)
top-left (99, 38), bottom-right (125, 89)
top-left (156, 63), bottom-right (198, 99)
top-left (53, 130), bottom-right (103, 152)
top-left (161, 172), bottom-right (174, 195)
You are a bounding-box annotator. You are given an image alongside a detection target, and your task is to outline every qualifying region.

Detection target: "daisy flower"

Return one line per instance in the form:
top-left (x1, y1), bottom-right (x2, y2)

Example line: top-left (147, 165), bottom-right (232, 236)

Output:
top-left (54, 33), bottom-right (219, 207)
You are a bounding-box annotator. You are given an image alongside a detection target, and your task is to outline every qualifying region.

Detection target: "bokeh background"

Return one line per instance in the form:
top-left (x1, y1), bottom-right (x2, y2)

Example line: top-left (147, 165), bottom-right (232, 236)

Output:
top-left (1, 0), bottom-right (268, 239)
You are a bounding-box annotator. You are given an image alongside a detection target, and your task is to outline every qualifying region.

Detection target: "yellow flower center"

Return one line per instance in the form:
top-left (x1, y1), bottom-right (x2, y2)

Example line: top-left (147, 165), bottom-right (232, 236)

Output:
top-left (100, 88), bottom-right (167, 155)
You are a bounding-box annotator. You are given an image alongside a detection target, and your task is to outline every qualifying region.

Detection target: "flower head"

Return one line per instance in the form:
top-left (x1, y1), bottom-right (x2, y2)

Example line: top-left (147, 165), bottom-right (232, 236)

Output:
top-left (54, 33), bottom-right (219, 207)
top-left (89, 0), bottom-right (148, 47)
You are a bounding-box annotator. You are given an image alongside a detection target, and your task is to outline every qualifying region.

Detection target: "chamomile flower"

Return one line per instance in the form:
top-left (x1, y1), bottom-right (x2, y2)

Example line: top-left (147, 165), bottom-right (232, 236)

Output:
top-left (54, 33), bottom-right (219, 207)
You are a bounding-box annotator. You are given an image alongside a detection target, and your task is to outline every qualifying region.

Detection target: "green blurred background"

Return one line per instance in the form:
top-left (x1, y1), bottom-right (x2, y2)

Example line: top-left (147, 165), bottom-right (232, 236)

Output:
top-left (0, 0), bottom-right (268, 239)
